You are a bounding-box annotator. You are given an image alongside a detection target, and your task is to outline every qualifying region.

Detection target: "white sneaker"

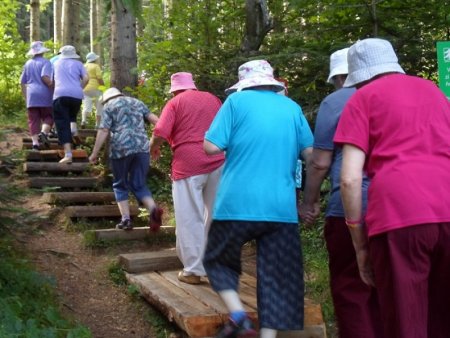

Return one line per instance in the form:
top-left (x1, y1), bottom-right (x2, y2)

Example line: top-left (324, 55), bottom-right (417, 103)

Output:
top-left (59, 156), bottom-right (73, 164)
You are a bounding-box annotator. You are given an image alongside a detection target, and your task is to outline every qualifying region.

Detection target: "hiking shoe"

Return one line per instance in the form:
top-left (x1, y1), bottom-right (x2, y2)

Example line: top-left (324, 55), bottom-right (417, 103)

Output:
top-left (177, 271), bottom-right (201, 285)
top-left (215, 316), bottom-right (257, 338)
top-left (38, 132), bottom-right (50, 149)
top-left (149, 207), bottom-right (163, 232)
top-left (59, 156), bottom-right (73, 164)
top-left (32, 144), bottom-right (40, 151)
top-left (72, 135), bottom-right (82, 146)
top-left (116, 219), bottom-right (133, 231)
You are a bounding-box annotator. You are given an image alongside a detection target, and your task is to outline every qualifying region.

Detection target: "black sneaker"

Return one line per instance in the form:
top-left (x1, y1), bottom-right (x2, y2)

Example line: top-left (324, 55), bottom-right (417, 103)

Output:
top-left (215, 316), bottom-right (257, 338)
top-left (116, 219), bottom-right (133, 231)
top-left (38, 132), bottom-right (50, 149)
top-left (32, 144), bottom-right (40, 151)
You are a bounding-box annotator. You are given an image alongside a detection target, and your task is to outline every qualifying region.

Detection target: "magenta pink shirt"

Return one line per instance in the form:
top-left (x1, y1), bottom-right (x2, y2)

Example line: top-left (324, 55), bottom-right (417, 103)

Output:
top-left (154, 90), bottom-right (225, 180)
top-left (334, 74), bottom-right (450, 236)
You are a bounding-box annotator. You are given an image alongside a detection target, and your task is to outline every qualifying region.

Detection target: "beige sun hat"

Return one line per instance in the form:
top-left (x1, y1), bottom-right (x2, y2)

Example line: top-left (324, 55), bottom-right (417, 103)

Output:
top-left (59, 45), bottom-right (80, 59)
top-left (344, 38), bottom-right (405, 87)
top-left (26, 41), bottom-right (50, 57)
top-left (225, 60), bottom-right (285, 95)
top-left (86, 52), bottom-right (99, 63)
top-left (101, 87), bottom-right (123, 104)
top-left (327, 48), bottom-right (350, 84)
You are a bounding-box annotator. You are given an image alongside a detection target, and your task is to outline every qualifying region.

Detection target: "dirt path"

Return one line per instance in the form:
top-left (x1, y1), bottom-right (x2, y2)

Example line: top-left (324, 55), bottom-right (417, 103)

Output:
top-left (4, 130), bottom-right (182, 338)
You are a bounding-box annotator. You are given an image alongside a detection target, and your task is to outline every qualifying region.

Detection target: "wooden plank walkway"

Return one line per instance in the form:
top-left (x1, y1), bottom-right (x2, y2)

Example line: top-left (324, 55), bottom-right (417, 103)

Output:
top-left (122, 250), bottom-right (327, 338)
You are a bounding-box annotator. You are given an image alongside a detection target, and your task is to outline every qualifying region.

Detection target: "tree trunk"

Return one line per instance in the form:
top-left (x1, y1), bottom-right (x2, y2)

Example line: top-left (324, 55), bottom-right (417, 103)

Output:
top-left (90, 0), bottom-right (97, 52)
top-left (54, 0), bottom-right (62, 51)
top-left (62, 0), bottom-right (80, 49)
top-left (30, 0), bottom-right (40, 41)
top-left (110, 0), bottom-right (138, 92)
top-left (241, 0), bottom-right (273, 55)
top-left (95, 0), bottom-right (104, 64)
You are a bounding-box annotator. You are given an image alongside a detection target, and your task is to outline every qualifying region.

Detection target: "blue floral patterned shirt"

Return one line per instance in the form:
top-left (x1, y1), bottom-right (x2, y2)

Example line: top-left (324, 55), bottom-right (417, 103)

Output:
top-left (100, 96), bottom-right (150, 159)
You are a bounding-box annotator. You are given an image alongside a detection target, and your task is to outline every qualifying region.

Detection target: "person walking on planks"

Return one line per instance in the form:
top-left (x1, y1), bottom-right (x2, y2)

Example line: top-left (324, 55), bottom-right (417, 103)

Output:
top-left (52, 45), bottom-right (89, 164)
top-left (335, 38), bottom-right (450, 338)
top-left (88, 87), bottom-right (163, 232)
top-left (20, 41), bottom-right (54, 151)
top-left (203, 60), bottom-right (313, 338)
top-left (150, 72), bottom-right (224, 285)
top-left (300, 47), bottom-right (384, 338)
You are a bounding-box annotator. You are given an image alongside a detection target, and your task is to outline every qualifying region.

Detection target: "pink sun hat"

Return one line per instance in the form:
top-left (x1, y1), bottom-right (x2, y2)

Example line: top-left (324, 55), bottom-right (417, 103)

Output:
top-left (26, 41), bottom-right (50, 57)
top-left (169, 72), bottom-right (198, 93)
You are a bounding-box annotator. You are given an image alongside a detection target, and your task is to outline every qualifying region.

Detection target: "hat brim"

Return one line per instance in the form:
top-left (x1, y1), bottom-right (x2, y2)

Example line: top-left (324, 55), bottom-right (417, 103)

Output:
top-left (87, 56), bottom-right (99, 62)
top-left (169, 85), bottom-right (197, 93)
top-left (225, 76), bottom-right (285, 95)
top-left (327, 64), bottom-right (349, 83)
top-left (101, 93), bottom-right (123, 105)
top-left (26, 47), bottom-right (50, 57)
top-left (344, 62), bottom-right (405, 87)
top-left (60, 53), bottom-right (80, 59)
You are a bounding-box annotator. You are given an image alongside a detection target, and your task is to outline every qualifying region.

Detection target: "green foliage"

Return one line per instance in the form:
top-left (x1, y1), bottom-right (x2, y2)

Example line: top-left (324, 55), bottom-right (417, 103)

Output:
top-left (108, 260), bottom-right (128, 286)
top-left (0, 238), bottom-right (92, 337)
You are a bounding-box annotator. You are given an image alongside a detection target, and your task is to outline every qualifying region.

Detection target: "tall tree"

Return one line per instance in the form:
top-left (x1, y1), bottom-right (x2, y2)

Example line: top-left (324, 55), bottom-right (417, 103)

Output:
top-left (62, 0), bottom-right (80, 49)
top-left (30, 0), bottom-right (40, 41)
top-left (53, 0), bottom-right (62, 51)
top-left (110, 0), bottom-right (138, 91)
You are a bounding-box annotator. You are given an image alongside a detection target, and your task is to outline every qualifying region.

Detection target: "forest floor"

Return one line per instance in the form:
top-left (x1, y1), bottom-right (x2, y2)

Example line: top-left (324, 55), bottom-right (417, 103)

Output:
top-left (1, 129), bottom-right (258, 338)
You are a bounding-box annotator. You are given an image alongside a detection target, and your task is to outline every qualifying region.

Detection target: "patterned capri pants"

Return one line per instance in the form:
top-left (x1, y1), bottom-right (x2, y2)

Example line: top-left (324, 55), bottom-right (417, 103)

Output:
top-left (203, 220), bottom-right (304, 330)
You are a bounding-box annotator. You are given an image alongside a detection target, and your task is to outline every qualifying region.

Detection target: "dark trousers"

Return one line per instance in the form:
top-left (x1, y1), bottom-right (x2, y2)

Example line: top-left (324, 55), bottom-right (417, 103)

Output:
top-left (204, 220), bottom-right (304, 330)
top-left (325, 217), bottom-right (383, 338)
top-left (53, 96), bottom-right (81, 144)
top-left (370, 222), bottom-right (450, 338)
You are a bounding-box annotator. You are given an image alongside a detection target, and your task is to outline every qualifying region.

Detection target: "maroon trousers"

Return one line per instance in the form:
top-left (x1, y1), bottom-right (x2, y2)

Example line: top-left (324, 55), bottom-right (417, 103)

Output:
top-left (325, 217), bottom-right (384, 338)
top-left (370, 222), bottom-right (450, 338)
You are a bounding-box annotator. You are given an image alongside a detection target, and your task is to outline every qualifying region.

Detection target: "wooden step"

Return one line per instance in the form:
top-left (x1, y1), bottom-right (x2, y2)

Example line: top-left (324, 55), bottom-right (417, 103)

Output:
top-left (28, 176), bottom-right (101, 188)
top-left (64, 204), bottom-right (140, 218)
top-left (77, 129), bottom-right (98, 138)
top-left (23, 162), bottom-right (89, 173)
top-left (42, 191), bottom-right (116, 205)
top-left (119, 249), bottom-right (182, 273)
top-left (127, 270), bottom-right (327, 338)
top-left (91, 225), bottom-right (175, 241)
top-left (26, 149), bottom-right (88, 161)
top-left (23, 143), bottom-right (63, 150)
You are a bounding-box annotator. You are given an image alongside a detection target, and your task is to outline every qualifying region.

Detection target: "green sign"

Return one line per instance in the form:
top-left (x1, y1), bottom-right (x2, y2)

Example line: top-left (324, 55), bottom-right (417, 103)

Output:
top-left (437, 41), bottom-right (450, 100)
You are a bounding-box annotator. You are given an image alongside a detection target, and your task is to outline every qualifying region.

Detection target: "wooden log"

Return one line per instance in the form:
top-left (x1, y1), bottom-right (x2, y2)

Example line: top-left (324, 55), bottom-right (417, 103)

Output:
top-left (126, 271), bottom-right (327, 338)
top-left (77, 129), bottom-right (97, 138)
top-left (23, 162), bottom-right (89, 173)
top-left (23, 143), bottom-right (62, 150)
top-left (42, 191), bottom-right (116, 205)
top-left (28, 177), bottom-right (101, 188)
top-left (127, 272), bottom-right (226, 338)
top-left (93, 225), bottom-right (175, 241)
top-left (22, 137), bottom-right (60, 143)
top-left (64, 204), bottom-right (140, 218)
top-left (119, 249), bottom-right (182, 273)
top-left (26, 149), bottom-right (88, 161)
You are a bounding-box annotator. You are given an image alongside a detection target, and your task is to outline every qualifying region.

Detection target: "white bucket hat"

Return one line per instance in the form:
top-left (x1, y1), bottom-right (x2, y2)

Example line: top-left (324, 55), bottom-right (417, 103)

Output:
top-left (59, 45), bottom-right (80, 59)
top-left (86, 52), bottom-right (99, 63)
top-left (327, 48), bottom-right (350, 84)
top-left (344, 38), bottom-right (405, 87)
top-left (101, 87), bottom-right (123, 104)
top-left (225, 60), bottom-right (285, 95)
top-left (26, 41), bottom-right (50, 57)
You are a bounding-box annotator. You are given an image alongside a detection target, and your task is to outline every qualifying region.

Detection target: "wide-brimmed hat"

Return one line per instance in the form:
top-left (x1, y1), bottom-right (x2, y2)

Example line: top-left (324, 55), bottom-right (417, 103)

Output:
top-left (59, 45), bottom-right (80, 59)
top-left (101, 87), bottom-right (123, 104)
top-left (169, 72), bottom-right (197, 93)
top-left (86, 52), bottom-right (99, 63)
top-left (26, 41), bottom-right (50, 57)
top-left (225, 60), bottom-right (285, 95)
top-left (327, 48), bottom-right (350, 84)
top-left (344, 38), bottom-right (405, 87)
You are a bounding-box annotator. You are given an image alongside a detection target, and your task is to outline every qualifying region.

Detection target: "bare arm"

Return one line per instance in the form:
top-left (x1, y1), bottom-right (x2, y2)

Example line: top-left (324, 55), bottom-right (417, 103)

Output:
top-left (149, 135), bottom-right (166, 161)
top-left (146, 113), bottom-right (159, 125)
top-left (21, 84), bottom-right (27, 99)
top-left (203, 139), bottom-right (223, 155)
top-left (88, 128), bottom-right (109, 164)
top-left (81, 74), bottom-right (89, 89)
top-left (300, 148), bottom-right (333, 224)
top-left (340, 144), bottom-right (374, 286)
top-left (41, 75), bottom-right (52, 88)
